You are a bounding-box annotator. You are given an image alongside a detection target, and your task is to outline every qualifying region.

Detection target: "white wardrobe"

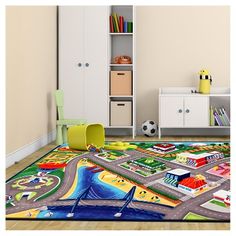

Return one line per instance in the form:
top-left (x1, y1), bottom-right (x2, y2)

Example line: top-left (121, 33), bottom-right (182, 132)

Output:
top-left (59, 6), bottom-right (109, 126)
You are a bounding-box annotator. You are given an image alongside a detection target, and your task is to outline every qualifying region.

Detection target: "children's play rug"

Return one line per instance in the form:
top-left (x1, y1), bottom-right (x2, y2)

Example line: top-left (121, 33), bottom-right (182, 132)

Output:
top-left (6, 141), bottom-right (230, 222)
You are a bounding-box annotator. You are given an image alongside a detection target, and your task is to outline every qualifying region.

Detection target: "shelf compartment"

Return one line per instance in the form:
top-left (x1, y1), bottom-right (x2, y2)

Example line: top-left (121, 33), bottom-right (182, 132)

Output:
top-left (209, 96), bottom-right (230, 127)
top-left (111, 5), bottom-right (133, 22)
top-left (110, 36), bottom-right (133, 63)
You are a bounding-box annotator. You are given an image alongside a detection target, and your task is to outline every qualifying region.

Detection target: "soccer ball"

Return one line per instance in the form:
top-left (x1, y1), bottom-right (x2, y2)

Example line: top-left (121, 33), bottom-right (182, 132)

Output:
top-left (141, 120), bottom-right (158, 137)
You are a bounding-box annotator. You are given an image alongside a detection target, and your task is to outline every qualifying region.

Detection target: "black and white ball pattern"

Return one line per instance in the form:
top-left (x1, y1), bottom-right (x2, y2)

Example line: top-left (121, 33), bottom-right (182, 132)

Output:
top-left (141, 120), bottom-right (157, 137)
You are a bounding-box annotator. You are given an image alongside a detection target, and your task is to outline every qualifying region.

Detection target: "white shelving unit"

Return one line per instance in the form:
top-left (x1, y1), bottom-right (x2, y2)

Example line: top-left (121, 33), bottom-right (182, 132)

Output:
top-left (158, 87), bottom-right (230, 138)
top-left (107, 5), bottom-right (136, 138)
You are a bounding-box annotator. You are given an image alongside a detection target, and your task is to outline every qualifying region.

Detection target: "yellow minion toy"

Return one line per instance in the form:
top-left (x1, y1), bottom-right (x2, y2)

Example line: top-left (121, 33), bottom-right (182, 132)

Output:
top-left (198, 69), bottom-right (212, 94)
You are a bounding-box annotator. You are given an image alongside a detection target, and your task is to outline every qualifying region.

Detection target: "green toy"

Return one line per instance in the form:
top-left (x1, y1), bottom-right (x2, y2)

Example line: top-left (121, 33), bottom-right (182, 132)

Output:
top-left (104, 141), bottom-right (137, 151)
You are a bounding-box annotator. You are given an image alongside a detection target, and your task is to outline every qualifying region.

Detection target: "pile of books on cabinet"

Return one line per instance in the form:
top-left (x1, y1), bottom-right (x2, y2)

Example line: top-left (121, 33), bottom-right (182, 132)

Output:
top-left (210, 106), bottom-right (230, 126)
top-left (109, 13), bottom-right (133, 33)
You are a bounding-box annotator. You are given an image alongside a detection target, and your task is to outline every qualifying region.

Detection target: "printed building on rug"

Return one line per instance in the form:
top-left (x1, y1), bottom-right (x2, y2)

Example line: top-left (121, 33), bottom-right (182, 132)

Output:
top-left (213, 190), bottom-right (231, 206)
top-left (152, 143), bottom-right (176, 153)
top-left (178, 176), bottom-right (208, 193)
top-left (164, 169), bottom-right (190, 187)
top-left (176, 151), bottom-right (224, 167)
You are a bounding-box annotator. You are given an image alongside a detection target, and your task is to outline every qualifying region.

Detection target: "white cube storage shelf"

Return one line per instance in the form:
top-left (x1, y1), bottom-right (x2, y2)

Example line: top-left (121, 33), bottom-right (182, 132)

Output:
top-left (108, 5), bottom-right (136, 138)
top-left (158, 87), bottom-right (230, 138)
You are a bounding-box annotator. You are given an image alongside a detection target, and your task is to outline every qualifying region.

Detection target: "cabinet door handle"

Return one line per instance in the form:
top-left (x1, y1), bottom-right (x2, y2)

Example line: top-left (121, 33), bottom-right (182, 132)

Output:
top-left (178, 109), bottom-right (183, 113)
top-left (85, 63), bottom-right (89, 67)
top-left (185, 109), bottom-right (190, 113)
top-left (77, 63), bottom-right (82, 67)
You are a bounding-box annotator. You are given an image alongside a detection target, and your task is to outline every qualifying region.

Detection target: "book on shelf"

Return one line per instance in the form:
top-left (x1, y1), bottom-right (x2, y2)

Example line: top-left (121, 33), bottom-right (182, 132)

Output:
top-left (210, 106), bottom-right (214, 126)
top-left (127, 22), bottom-right (133, 33)
top-left (112, 13), bottom-right (120, 33)
top-left (213, 111), bottom-right (222, 126)
top-left (109, 13), bottom-right (133, 33)
top-left (110, 15), bottom-right (114, 33)
top-left (119, 16), bottom-right (124, 32)
top-left (211, 106), bottom-right (230, 126)
top-left (112, 16), bottom-right (118, 32)
top-left (214, 108), bottom-right (224, 126)
top-left (222, 107), bottom-right (230, 125)
top-left (124, 21), bottom-right (128, 33)
top-left (218, 108), bottom-right (227, 126)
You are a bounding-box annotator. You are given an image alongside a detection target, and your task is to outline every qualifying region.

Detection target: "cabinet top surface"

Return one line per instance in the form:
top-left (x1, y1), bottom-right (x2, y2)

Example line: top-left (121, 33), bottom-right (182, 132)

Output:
top-left (159, 87), bottom-right (230, 96)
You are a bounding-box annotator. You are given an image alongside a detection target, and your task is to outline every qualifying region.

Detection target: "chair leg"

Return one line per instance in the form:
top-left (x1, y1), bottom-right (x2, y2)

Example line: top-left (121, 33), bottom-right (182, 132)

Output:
top-left (62, 125), bottom-right (68, 144)
top-left (56, 125), bottom-right (63, 145)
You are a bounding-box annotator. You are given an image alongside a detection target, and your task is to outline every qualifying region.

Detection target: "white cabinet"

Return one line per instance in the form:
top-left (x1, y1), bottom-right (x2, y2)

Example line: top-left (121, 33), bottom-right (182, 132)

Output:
top-left (160, 96), bottom-right (209, 128)
top-left (159, 87), bottom-right (230, 138)
top-left (159, 87), bottom-right (210, 138)
top-left (59, 6), bottom-right (108, 125)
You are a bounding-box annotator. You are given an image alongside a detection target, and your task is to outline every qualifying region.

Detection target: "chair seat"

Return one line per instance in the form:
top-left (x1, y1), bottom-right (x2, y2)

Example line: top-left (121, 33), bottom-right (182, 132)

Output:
top-left (56, 119), bottom-right (86, 125)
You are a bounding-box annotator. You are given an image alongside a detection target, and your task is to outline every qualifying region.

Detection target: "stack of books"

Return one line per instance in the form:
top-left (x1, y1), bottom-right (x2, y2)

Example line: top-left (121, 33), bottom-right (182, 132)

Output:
top-left (110, 13), bottom-right (133, 33)
top-left (210, 106), bottom-right (230, 126)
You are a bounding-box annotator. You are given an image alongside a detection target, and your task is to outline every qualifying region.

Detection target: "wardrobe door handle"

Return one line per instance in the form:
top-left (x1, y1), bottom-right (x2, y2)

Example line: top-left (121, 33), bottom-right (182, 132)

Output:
top-left (85, 63), bottom-right (89, 67)
top-left (77, 63), bottom-right (82, 67)
top-left (178, 109), bottom-right (182, 113)
top-left (185, 109), bottom-right (190, 113)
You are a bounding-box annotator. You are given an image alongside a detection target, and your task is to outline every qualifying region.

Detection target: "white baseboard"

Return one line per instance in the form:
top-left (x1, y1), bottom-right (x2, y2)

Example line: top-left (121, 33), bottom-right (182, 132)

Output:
top-left (6, 129), bottom-right (56, 168)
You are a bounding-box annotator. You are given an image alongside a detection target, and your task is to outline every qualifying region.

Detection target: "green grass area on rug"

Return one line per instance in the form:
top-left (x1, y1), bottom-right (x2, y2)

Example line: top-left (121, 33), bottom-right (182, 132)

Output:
top-left (210, 199), bottom-right (227, 208)
top-left (184, 212), bottom-right (213, 221)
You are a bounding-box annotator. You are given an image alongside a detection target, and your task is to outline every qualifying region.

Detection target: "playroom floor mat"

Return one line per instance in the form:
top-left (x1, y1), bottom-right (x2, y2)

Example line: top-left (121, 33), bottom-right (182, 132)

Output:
top-left (6, 141), bottom-right (230, 222)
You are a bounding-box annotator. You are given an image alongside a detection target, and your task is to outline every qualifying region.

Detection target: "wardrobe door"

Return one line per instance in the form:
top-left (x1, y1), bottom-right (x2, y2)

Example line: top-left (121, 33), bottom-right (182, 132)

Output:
top-left (59, 6), bottom-right (85, 119)
top-left (83, 6), bottom-right (109, 126)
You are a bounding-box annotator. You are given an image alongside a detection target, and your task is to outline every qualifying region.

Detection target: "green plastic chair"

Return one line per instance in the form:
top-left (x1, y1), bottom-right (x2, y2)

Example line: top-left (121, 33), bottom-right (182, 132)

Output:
top-left (54, 90), bottom-right (86, 145)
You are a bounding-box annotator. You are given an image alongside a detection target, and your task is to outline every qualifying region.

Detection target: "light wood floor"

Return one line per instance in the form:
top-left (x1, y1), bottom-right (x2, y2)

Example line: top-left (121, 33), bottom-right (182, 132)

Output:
top-left (6, 136), bottom-right (230, 230)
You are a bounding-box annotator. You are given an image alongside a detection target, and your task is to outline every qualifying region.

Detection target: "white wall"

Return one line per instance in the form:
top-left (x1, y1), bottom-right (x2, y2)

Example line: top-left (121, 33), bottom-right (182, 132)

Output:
top-left (5, 6), bottom-right (230, 147)
top-left (136, 6), bottom-right (230, 129)
top-left (6, 6), bottom-right (57, 154)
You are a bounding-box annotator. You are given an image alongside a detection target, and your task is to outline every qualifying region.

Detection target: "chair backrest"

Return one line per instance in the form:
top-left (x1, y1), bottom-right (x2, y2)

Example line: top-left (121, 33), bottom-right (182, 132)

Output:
top-left (55, 90), bottom-right (64, 120)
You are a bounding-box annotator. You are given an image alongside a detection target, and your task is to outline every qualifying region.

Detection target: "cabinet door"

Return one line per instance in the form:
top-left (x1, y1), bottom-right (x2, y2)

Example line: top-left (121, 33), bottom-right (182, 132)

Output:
top-left (83, 6), bottom-right (108, 125)
top-left (184, 97), bottom-right (209, 127)
top-left (59, 6), bottom-right (85, 119)
top-left (160, 96), bottom-right (184, 127)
